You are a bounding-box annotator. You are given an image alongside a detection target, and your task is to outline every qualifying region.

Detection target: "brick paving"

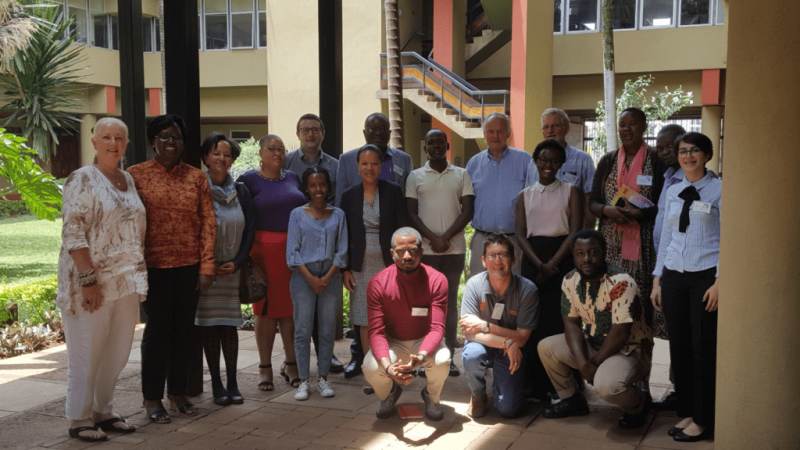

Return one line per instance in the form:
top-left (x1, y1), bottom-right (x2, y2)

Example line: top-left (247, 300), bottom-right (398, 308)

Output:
top-left (0, 326), bottom-right (713, 449)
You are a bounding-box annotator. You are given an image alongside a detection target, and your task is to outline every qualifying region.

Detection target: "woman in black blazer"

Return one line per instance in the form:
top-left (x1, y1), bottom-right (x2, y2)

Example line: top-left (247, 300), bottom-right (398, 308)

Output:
top-left (339, 145), bottom-right (408, 360)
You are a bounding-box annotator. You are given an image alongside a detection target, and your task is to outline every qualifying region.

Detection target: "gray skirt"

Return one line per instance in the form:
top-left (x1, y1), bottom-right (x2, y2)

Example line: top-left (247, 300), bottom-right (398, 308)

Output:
top-left (350, 232), bottom-right (385, 327)
top-left (195, 270), bottom-right (243, 327)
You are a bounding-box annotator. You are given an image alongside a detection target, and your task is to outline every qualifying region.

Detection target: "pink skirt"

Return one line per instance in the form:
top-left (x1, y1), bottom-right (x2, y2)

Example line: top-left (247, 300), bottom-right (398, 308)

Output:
top-left (250, 231), bottom-right (293, 319)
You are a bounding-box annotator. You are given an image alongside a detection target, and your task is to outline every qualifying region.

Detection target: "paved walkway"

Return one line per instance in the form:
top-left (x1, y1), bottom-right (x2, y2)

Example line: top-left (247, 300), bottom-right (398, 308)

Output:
top-left (0, 327), bottom-right (713, 449)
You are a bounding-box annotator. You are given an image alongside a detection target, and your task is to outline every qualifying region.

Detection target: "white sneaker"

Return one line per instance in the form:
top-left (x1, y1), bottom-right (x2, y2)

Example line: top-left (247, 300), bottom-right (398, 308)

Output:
top-left (294, 380), bottom-right (310, 401)
top-left (317, 378), bottom-right (335, 398)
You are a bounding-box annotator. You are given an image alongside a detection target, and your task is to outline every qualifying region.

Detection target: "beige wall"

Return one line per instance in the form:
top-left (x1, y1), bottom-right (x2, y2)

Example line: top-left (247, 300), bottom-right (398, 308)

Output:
top-left (199, 87), bottom-right (268, 118)
top-left (200, 124), bottom-right (269, 143)
top-left (266, 0), bottom-right (318, 150)
top-left (79, 114), bottom-right (98, 166)
top-left (199, 50), bottom-right (268, 88)
top-left (716, 0), bottom-right (800, 447)
top-left (341, 0), bottom-right (384, 152)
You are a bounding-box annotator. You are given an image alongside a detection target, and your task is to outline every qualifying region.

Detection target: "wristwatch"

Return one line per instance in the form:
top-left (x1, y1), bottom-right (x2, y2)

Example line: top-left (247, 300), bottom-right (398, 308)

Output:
top-left (481, 321), bottom-right (489, 333)
top-left (417, 353), bottom-right (427, 363)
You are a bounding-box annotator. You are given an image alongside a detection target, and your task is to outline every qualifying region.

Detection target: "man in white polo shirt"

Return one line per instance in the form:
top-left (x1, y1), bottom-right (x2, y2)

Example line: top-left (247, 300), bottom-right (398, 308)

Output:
top-left (406, 129), bottom-right (475, 377)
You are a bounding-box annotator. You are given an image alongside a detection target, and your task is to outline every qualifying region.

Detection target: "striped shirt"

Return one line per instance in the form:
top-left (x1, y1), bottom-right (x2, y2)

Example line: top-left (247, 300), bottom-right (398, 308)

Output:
top-left (522, 179), bottom-right (572, 237)
top-left (525, 144), bottom-right (595, 194)
top-left (653, 171), bottom-right (722, 278)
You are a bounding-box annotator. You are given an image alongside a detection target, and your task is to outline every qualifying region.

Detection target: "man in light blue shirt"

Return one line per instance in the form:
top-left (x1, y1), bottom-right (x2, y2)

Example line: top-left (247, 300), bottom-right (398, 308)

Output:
top-left (466, 112), bottom-right (529, 276)
top-left (525, 108), bottom-right (596, 228)
top-left (285, 113), bottom-right (339, 205)
top-left (335, 113), bottom-right (413, 207)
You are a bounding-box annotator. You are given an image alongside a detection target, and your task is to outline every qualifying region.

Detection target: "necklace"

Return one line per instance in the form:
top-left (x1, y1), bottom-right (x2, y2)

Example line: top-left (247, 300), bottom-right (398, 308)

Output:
top-left (94, 164), bottom-right (126, 189)
top-left (256, 169), bottom-right (285, 182)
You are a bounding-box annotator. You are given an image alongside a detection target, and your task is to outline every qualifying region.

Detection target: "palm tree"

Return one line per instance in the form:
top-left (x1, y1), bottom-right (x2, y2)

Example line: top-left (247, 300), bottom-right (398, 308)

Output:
top-left (384, 0), bottom-right (404, 150)
top-left (0, 0), bottom-right (36, 66)
top-left (601, 0), bottom-right (617, 153)
top-left (1, 2), bottom-right (84, 161)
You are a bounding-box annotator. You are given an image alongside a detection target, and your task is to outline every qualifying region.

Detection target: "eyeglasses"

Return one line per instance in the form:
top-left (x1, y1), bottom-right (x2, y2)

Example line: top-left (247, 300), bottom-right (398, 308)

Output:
top-left (157, 134), bottom-right (183, 142)
top-left (536, 157), bottom-right (560, 166)
top-left (263, 146), bottom-right (286, 154)
top-left (485, 252), bottom-right (510, 261)
top-left (299, 127), bottom-right (322, 135)
top-left (678, 148), bottom-right (703, 158)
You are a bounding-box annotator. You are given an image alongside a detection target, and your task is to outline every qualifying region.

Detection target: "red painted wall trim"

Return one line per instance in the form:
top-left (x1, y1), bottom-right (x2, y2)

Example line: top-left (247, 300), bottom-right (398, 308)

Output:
top-left (509, 0), bottom-right (527, 148)
top-left (433, 0), bottom-right (454, 71)
top-left (701, 69), bottom-right (724, 105)
top-left (148, 89), bottom-right (161, 116)
top-left (105, 86), bottom-right (116, 114)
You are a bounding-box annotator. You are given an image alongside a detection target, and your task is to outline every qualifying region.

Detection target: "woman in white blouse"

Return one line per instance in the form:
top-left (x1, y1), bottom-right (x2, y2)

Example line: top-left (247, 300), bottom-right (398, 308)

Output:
top-left (514, 139), bottom-right (582, 401)
top-left (56, 118), bottom-right (147, 442)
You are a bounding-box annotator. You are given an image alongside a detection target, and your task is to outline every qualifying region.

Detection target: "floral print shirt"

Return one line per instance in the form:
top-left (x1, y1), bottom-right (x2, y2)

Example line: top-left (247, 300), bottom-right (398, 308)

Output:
top-left (560, 265), bottom-right (652, 355)
top-left (127, 159), bottom-right (216, 275)
top-left (57, 166), bottom-right (148, 315)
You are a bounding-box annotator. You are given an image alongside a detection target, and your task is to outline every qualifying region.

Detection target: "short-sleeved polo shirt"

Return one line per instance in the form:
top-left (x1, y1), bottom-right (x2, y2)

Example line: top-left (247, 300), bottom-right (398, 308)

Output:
top-left (460, 272), bottom-right (539, 331)
top-left (405, 161), bottom-right (475, 255)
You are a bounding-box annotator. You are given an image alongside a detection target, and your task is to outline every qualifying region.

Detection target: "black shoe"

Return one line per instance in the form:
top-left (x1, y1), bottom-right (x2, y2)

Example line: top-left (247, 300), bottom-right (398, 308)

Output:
top-left (543, 393), bottom-right (590, 419)
top-left (329, 356), bottom-right (344, 374)
top-left (673, 428), bottom-right (713, 442)
top-left (668, 427), bottom-right (684, 437)
top-left (652, 391), bottom-right (678, 411)
top-left (618, 394), bottom-right (651, 429)
top-left (363, 386), bottom-right (374, 395)
top-left (344, 360), bottom-right (362, 378)
top-left (448, 362), bottom-right (460, 377)
top-left (227, 383), bottom-right (244, 404)
top-left (212, 385), bottom-right (231, 406)
top-left (417, 366), bottom-right (426, 378)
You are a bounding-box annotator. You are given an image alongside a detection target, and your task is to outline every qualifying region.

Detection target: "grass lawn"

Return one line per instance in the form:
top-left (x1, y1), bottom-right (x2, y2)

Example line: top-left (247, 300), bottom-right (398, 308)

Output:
top-left (0, 215), bottom-right (62, 287)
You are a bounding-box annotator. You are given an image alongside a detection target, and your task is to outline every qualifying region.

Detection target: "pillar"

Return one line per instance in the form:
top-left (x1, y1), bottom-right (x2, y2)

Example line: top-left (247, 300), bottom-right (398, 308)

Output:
top-left (509, 0), bottom-right (553, 152)
top-left (700, 105), bottom-right (722, 174)
top-left (79, 114), bottom-right (97, 167)
top-left (432, 0), bottom-right (466, 164)
top-left (716, 1), bottom-right (800, 448)
top-left (266, 0), bottom-right (319, 148)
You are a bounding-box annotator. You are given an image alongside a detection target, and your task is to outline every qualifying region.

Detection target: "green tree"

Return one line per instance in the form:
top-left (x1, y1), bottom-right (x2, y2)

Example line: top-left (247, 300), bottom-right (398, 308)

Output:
top-left (1, 1), bottom-right (84, 161)
top-left (0, 0), bottom-right (36, 66)
top-left (0, 128), bottom-right (62, 220)
top-left (593, 75), bottom-right (693, 154)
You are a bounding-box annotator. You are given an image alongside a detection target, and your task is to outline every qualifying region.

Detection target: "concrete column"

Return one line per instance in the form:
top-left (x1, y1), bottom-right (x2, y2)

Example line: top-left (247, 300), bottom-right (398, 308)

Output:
top-left (509, 0), bottom-right (553, 152)
top-left (266, 0), bottom-right (319, 149)
top-left (716, 1), bottom-right (800, 448)
top-left (432, 0), bottom-right (466, 164)
top-left (700, 105), bottom-right (722, 174)
top-left (80, 114), bottom-right (98, 166)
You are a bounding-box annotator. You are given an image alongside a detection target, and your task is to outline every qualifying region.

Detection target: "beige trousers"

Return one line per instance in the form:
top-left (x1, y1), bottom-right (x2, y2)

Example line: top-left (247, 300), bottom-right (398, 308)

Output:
top-left (538, 334), bottom-right (650, 414)
top-left (363, 336), bottom-right (451, 402)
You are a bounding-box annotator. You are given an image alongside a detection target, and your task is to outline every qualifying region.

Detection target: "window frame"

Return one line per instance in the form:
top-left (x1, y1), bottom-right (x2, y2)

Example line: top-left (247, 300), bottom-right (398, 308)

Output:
top-left (257, 1), bottom-right (267, 48)
top-left (607, 0), bottom-right (639, 31)
top-left (714, 0), bottom-right (724, 25)
top-left (66, 0), bottom-right (89, 44)
top-left (565, 0), bottom-right (601, 35)
top-left (639, 0), bottom-right (677, 29)
top-left (553, 0), bottom-right (565, 35)
top-left (204, 0), bottom-right (231, 51)
top-left (677, 0), bottom-right (712, 28)
top-left (230, 0), bottom-right (256, 49)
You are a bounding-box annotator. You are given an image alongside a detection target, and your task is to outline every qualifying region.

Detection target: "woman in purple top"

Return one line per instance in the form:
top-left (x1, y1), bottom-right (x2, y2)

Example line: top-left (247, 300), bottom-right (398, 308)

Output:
top-left (237, 135), bottom-right (305, 391)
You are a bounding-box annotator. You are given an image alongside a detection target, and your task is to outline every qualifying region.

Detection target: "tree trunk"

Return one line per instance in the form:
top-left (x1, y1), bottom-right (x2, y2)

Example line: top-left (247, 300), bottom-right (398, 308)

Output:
top-left (384, 0), bottom-right (404, 150)
top-left (159, 0), bottom-right (166, 113)
top-left (601, 0), bottom-right (616, 153)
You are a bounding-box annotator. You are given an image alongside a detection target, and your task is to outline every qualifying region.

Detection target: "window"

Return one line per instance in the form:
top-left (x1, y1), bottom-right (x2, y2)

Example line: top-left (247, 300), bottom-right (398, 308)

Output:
top-left (258, 0), bottom-right (266, 47)
top-left (90, 0), bottom-right (108, 48)
top-left (67, 0), bottom-right (88, 43)
top-left (612, 0), bottom-right (637, 30)
top-left (679, 0), bottom-right (710, 26)
top-left (641, 0), bottom-right (674, 27)
top-left (231, 130), bottom-right (251, 142)
top-left (231, 0), bottom-right (254, 48)
top-left (715, 0), bottom-right (724, 24)
top-left (143, 17), bottom-right (153, 52)
top-left (205, 0), bottom-right (228, 49)
top-left (111, 14), bottom-right (119, 50)
top-left (155, 19), bottom-right (161, 51)
top-left (553, 0), bottom-right (563, 34)
top-left (567, 0), bottom-right (599, 32)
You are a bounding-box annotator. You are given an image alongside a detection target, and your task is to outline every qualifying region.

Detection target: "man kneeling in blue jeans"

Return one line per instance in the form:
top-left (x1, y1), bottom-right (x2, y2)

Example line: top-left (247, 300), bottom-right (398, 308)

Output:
top-left (460, 233), bottom-right (539, 418)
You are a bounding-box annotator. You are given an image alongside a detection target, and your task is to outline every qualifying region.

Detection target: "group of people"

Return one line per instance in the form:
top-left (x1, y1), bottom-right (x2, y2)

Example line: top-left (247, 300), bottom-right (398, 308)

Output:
top-left (56, 106), bottom-right (720, 444)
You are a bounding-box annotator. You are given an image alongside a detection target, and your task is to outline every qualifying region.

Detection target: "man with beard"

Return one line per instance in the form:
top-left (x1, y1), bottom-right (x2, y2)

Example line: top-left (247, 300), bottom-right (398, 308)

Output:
top-left (538, 229), bottom-right (653, 429)
top-left (362, 227), bottom-right (451, 421)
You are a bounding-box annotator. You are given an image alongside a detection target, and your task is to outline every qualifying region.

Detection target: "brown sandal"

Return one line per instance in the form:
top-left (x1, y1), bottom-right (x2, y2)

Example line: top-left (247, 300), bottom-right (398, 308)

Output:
top-left (281, 361), bottom-right (301, 388)
top-left (258, 364), bottom-right (274, 391)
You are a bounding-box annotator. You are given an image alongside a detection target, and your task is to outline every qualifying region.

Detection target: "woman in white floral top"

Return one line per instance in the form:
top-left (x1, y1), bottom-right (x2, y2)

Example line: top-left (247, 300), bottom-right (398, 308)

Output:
top-left (57, 118), bottom-right (147, 442)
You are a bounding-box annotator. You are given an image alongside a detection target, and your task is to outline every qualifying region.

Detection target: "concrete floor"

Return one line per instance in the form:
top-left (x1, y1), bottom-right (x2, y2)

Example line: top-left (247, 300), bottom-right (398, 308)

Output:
top-left (0, 326), bottom-right (713, 450)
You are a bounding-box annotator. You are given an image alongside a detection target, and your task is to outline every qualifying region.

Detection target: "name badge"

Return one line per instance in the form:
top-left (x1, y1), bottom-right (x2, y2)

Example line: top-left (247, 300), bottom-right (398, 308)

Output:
top-left (560, 172), bottom-right (578, 185)
top-left (411, 307), bottom-right (428, 317)
top-left (393, 164), bottom-right (404, 176)
top-left (692, 201), bottom-right (712, 214)
top-left (636, 175), bottom-right (653, 186)
top-left (491, 303), bottom-right (505, 320)
top-left (225, 191), bottom-right (237, 203)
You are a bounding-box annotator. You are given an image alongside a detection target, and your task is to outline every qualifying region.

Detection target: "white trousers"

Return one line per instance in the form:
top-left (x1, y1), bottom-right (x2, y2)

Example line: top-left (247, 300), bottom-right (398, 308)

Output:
top-left (63, 293), bottom-right (140, 420)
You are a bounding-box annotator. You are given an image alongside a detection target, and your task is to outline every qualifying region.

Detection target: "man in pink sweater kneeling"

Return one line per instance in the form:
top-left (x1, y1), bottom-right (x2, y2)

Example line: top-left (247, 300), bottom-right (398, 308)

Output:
top-left (363, 227), bottom-right (451, 421)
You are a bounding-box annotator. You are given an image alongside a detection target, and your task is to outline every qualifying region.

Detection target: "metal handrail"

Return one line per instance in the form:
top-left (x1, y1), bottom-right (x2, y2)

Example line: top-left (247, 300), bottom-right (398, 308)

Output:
top-left (379, 52), bottom-right (509, 122)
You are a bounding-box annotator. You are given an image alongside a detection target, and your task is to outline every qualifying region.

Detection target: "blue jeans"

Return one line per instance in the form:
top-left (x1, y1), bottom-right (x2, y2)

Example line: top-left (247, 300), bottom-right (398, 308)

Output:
top-left (290, 261), bottom-right (340, 380)
top-left (462, 340), bottom-right (525, 418)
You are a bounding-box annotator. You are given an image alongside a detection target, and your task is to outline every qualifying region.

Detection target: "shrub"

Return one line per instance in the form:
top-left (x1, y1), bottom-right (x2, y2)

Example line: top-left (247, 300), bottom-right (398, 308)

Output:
top-left (0, 200), bottom-right (29, 218)
top-left (0, 276), bottom-right (58, 326)
top-left (230, 138), bottom-right (261, 180)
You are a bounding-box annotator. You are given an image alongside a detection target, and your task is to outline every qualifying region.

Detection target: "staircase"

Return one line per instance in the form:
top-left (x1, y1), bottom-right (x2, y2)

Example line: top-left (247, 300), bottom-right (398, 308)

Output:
top-left (378, 52), bottom-right (509, 140)
top-left (465, 29), bottom-right (511, 74)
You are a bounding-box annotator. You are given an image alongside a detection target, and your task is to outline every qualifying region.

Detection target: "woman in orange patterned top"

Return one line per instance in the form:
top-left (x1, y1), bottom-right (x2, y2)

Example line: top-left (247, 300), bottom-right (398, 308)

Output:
top-left (127, 114), bottom-right (216, 424)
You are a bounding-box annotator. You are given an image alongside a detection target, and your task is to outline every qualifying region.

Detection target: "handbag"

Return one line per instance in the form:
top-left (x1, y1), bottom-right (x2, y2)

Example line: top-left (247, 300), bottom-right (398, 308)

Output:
top-left (239, 256), bottom-right (268, 305)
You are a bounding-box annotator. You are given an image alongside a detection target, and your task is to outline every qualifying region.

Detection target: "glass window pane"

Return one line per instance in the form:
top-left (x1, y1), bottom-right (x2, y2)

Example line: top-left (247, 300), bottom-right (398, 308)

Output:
top-left (642, 0), bottom-right (673, 27)
top-left (259, 11), bottom-right (266, 46)
top-left (554, 0), bottom-right (562, 33)
top-left (198, 15), bottom-right (202, 49)
top-left (567, 0), bottom-right (598, 31)
top-left (205, 0), bottom-right (227, 13)
top-left (89, 0), bottom-right (103, 11)
top-left (680, 0), bottom-right (710, 25)
top-left (612, 0), bottom-right (636, 29)
top-left (111, 14), bottom-right (118, 50)
top-left (231, 0), bottom-right (253, 13)
top-left (143, 18), bottom-right (153, 52)
top-left (155, 18), bottom-right (161, 51)
top-left (92, 13), bottom-right (108, 48)
top-left (259, 0), bottom-right (266, 11)
top-left (231, 13), bottom-right (253, 47)
top-left (205, 14), bottom-right (228, 49)
top-left (715, 0), bottom-right (724, 24)
top-left (68, 7), bottom-right (88, 43)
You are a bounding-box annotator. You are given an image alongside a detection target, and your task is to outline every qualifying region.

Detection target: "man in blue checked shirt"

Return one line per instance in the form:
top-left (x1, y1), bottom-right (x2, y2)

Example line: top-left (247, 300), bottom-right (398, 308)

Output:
top-left (466, 112), bottom-right (530, 277)
top-left (525, 108), bottom-right (596, 229)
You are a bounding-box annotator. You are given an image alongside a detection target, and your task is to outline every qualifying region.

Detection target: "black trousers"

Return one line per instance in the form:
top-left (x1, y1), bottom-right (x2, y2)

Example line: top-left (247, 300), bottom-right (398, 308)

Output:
top-left (520, 235), bottom-right (573, 397)
top-left (349, 325), bottom-right (365, 365)
top-left (661, 267), bottom-right (718, 428)
top-left (141, 264), bottom-right (201, 400)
